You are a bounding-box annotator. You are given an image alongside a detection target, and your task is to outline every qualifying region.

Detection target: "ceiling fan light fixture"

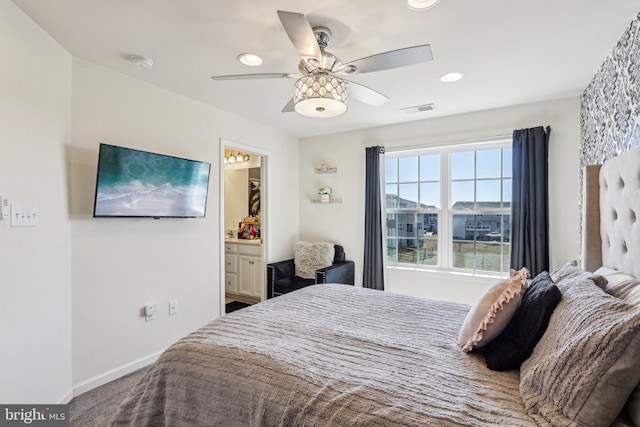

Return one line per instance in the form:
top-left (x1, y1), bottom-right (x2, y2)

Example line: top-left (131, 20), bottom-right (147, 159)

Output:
top-left (407, 0), bottom-right (441, 11)
top-left (237, 53), bottom-right (263, 67)
top-left (293, 74), bottom-right (348, 118)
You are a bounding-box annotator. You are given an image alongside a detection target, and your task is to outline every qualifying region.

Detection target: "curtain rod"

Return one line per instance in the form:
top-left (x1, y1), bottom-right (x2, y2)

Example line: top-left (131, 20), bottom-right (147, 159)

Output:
top-left (385, 133), bottom-right (513, 153)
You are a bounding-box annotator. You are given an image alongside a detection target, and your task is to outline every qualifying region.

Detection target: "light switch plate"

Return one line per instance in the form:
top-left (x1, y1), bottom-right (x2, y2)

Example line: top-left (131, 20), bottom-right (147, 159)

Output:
top-left (11, 205), bottom-right (38, 227)
top-left (0, 196), bottom-right (9, 219)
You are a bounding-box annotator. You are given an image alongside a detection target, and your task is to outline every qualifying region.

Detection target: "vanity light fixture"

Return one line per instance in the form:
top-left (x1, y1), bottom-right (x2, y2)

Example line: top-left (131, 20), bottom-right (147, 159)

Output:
top-left (440, 71), bottom-right (464, 82)
top-left (407, 0), bottom-right (441, 11)
top-left (224, 151), bottom-right (250, 164)
top-left (237, 53), bottom-right (263, 67)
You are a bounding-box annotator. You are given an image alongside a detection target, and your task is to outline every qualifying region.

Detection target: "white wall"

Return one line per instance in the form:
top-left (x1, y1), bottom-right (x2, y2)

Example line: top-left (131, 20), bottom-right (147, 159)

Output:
top-left (68, 59), bottom-right (299, 392)
top-left (299, 97), bottom-right (581, 304)
top-left (0, 1), bottom-right (73, 403)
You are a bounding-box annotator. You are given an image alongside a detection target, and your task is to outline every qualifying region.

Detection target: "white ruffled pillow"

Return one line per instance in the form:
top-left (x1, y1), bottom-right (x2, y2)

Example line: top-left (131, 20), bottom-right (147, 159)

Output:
top-left (457, 268), bottom-right (529, 352)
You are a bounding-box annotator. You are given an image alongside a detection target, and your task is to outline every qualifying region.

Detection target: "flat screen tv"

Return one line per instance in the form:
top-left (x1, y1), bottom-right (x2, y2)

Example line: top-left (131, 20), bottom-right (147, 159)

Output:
top-left (93, 143), bottom-right (211, 218)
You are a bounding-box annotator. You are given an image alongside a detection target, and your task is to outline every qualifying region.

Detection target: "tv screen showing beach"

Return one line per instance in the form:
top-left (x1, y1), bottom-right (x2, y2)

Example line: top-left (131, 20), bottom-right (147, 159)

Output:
top-left (93, 144), bottom-right (211, 218)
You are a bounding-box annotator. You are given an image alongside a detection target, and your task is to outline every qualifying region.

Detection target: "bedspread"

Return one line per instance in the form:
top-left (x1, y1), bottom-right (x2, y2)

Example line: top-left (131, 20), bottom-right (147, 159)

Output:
top-left (112, 284), bottom-right (537, 426)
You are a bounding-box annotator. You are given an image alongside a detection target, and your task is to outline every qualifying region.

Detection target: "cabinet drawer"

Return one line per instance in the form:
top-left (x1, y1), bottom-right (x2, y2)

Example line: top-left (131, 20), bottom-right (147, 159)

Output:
top-left (238, 244), bottom-right (261, 256)
top-left (225, 273), bottom-right (238, 294)
top-left (225, 254), bottom-right (237, 273)
top-left (225, 243), bottom-right (237, 253)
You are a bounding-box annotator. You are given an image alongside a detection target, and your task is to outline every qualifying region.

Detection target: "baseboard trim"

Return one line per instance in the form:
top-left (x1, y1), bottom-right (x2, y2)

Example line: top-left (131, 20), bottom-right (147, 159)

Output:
top-left (72, 350), bottom-right (164, 397)
top-left (58, 388), bottom-right (74, 404)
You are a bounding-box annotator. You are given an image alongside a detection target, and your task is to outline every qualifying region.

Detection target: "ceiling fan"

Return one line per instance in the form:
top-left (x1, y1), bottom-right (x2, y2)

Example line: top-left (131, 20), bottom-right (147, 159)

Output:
top-left (211, 10), bottom-right (433, 118)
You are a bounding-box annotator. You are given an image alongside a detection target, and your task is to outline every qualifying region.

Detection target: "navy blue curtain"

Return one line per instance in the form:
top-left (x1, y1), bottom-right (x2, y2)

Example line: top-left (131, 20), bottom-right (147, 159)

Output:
top-left (363, 146), bottom-right (385, 290)
top-left (510, 126), bottom-right (551, 276)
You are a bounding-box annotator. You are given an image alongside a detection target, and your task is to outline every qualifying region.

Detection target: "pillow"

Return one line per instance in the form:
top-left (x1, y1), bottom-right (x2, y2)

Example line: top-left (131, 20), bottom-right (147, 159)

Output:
top-left (457, 268), bottom-right (529, 352)
top-left (294, 242), bottom-right (335, 279)
top-left (481, 271), bottom-right (561, 371)
top-left (593, 266), bottom-right (640, 425)
top-left (594, 266), bottom-right (640, 306)
top-left (519, 273), bottom-right (640, 427)
top-left (550, 260), bottom-right (608, 290)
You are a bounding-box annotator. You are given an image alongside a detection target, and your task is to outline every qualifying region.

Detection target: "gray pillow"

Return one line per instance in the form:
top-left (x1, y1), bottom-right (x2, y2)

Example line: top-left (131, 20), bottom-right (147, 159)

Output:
top-left (294, 241), bottom-right (335, 279)
top-left (520, 267), bottom-right (640, 426)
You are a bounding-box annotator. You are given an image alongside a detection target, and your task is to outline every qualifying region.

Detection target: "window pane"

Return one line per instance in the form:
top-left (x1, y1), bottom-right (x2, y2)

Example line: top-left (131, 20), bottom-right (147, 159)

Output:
top-left (452, 213), bottom-right (475, 269)
top-left (387, 238), bottom-right (397, 263)
top-left (452, 180), bottom-right (474, 208)
top-left (476, 149), bottom-right (501, 179)
top-left (452, 213), bottom-right (511, 272)
top-left (385, 158), bottom-right (398, 183)
top-left (476, 179), bottom-right (501, 204)
top-left (398, 183), bottom-right (418, 208)
top-left (399, 157), bottom-right (418, 182)
top-left (420, 154), bottom-right (440, 181)
top-left (397, 238), bottom-right (419, 263)
top-left (452, 151), bottom-right (474, 180)
top-left (420, 182), bottom-right (440, 208)
top-left (418, 237), bottom-right (438, 266)
top-left (386, 213), bottom-right (397, 237)
top-left (417, 213), bottom-right (439, 236)
top-left (503, 148), bottom-right (512, 178)
top-left (503, 179), bottom-right (512, 204)
top-left (386, 184), bottom-right (398, 208)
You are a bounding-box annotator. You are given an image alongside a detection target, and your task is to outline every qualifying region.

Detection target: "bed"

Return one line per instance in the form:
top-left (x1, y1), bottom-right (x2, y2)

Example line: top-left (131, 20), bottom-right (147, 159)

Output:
top-left (112, 146), bottom-right (640, 427)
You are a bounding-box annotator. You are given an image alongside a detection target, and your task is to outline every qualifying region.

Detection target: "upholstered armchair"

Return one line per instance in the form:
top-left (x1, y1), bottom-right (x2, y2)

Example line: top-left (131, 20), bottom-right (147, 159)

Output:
top-left (266, 243), bottom-right (355, 298)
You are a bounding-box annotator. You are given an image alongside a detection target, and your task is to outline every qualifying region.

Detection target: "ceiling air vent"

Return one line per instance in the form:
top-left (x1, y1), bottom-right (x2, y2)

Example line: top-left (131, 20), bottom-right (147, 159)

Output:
top-left (400, 103), bottom-right (436, 114)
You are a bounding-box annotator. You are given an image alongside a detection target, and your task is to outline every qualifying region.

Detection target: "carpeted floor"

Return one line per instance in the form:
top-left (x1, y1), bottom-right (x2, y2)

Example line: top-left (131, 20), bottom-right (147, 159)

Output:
top-left (225, 300), bottom-right (251, 313)
top-left (70, 306), bottom-right (250, 425)
top-left (69, 367), bottom-right (146, 427)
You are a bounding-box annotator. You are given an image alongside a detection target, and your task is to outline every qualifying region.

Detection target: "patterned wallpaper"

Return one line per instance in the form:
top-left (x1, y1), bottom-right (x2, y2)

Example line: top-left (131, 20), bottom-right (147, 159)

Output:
top-left (580, 12), bottom-right (640, 167)
top-left (578, 11), bottom-right (640, 252)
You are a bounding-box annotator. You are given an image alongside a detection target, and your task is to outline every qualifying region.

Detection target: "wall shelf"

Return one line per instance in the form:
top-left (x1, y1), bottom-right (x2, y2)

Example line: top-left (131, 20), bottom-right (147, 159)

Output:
top-left (314, 167), bottom-right (337, 174)
top-left (311, 197), bottom-right (342, 204)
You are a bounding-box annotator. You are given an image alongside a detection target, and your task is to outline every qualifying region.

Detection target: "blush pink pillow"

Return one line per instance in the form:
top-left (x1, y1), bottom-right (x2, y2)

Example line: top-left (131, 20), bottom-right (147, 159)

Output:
top-left (457, 268), bottom-right (530, 352)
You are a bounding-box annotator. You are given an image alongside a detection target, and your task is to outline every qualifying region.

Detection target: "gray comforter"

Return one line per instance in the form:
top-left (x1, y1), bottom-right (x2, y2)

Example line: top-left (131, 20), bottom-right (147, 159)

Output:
top-left (112, 284), bottom-right (537, 426)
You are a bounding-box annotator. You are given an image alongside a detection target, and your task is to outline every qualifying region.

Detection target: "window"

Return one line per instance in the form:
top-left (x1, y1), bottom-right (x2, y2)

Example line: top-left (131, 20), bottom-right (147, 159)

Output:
top-left (385, 142), bottom-right (512, 274)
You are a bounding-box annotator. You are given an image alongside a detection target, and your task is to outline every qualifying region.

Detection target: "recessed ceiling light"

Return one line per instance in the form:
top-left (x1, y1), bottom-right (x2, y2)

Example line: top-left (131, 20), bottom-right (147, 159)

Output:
top-left (130, 55), bottom-right (154, 70)
top-left (237, 53), bottom-right (263, 67)
top-left (440, 72), bottom-right (464, 83)
top-left (407, 0), bottom-right (441, 11)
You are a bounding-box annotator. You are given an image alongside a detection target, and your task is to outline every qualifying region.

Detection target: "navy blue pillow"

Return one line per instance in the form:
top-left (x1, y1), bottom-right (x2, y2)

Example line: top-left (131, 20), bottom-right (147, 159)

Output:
top-left (481, 271), bottom-right (562, 371)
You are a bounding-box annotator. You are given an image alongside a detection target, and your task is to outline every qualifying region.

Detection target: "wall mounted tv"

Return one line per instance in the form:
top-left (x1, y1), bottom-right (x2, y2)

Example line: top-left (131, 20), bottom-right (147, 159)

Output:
top-left (93, 143), bottom-right (211, 218)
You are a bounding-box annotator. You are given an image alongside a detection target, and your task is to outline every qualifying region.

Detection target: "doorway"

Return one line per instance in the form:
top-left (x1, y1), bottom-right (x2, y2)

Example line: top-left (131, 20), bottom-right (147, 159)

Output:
top-left (219, 139), bottom-right (268, 316)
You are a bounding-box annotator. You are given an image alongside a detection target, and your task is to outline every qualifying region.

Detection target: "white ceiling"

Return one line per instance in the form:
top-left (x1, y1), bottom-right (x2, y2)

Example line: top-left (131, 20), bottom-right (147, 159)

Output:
top-left (12, 0), bottom-right (640, 138)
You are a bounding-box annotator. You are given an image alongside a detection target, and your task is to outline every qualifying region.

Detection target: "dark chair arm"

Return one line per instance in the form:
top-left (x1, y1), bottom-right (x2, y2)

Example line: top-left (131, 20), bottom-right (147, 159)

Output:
top-left (266, 259), bottom-right (295, 298)
top-left (316, 261), bottom-right (355, 285)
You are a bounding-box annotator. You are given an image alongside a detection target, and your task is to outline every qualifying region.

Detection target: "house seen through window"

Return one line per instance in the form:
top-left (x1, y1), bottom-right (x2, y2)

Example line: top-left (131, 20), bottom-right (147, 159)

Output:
top-left (385, 141), bottom-right (512, 274)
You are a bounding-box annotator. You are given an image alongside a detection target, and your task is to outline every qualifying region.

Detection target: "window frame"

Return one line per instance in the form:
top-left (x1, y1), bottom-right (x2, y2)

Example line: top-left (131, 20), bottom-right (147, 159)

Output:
top-left (385, 139), bottom-right (512, 276)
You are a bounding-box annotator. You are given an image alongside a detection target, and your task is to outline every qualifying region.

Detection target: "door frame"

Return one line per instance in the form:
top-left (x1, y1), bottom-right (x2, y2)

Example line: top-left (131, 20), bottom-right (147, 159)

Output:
top-left (219, 138), bottom-right (269, 316)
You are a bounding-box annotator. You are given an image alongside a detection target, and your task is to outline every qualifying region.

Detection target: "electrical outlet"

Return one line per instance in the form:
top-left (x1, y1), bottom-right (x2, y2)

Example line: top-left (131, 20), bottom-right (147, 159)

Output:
top-left (144, 303), bottom-right (158, 321)
top-left (169, 300), bottom-right (178, 315)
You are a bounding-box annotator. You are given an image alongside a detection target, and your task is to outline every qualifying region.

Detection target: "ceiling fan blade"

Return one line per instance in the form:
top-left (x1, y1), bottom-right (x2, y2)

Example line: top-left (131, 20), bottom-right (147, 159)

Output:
top-left (281, 98), bottom-right (295, 113)
top-left (345, 80), bottom-right (389, 107)
top-left (277, 10), bottom-right (322, 63)
top-left (342, 45), bottom-right (433, 74)
top-left (211, 73), bottom-right (299, 81)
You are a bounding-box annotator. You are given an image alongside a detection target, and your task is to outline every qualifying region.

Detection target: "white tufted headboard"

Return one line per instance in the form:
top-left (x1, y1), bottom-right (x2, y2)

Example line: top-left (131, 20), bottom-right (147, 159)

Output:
top-left (582, 145), bottom-right (640, 278)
